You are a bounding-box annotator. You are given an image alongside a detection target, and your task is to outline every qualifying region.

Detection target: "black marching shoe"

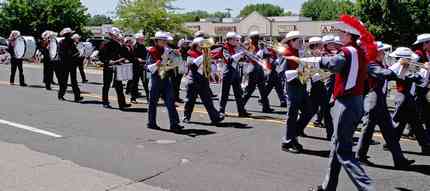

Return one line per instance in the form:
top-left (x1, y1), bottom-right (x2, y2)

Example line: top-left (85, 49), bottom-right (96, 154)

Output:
top-left (74, 96), bottom-right (84, 102)
top-left (58, 96), bottom-right (65, 101)
top-left (19, 83), bottom-right (27, 87)
top-left (281, 142), bottom-right (303, 154)
top-left (262, 108), bottom-right (274, 113)
top-left (358, 156), bottom-right (374, 166)
top-left (421, 146), bottom-right (430, 155)
top-left (182, 118), bottom-right (191, 124)
top-left (170, 124), bottom-right (185, 132)
top-left (147, 125), bottom-right (161, 130)
top-left (308, 185), bottom-right (325, 191)
top-left (394, 158), bottom-right (415, 169)
top-left (211, 115), bottom-right (225, 125)
top-left (280, 102), bottom-right (287, 107)
top-left (82, 80), bottom-right (88, 83)
top-left (103, 103), bottom-right (112, 109)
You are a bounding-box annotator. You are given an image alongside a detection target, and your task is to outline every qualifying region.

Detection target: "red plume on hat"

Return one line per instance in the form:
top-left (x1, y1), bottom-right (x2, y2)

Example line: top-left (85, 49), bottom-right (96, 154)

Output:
top-left (339, 15), bottom-right (377, 62)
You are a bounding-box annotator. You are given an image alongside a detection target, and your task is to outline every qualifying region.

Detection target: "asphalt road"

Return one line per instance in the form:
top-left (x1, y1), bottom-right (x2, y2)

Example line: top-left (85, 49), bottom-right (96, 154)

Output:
top-left (0, 64), bottom-right (429, 191)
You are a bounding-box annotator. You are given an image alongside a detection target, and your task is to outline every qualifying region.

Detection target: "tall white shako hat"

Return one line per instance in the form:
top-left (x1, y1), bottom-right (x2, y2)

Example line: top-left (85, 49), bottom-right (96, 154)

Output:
top-left (60, 28), bottom-right (75, 36)
top-left (249, 31), bottom-right (260, 38)
top-left (413, 34), bottom-right (430, 45)
top-left (389, 47), bottom-right (419, 61)
top-left (284, 31), bottom-right (303, 42)
top-left (308, 36), bottom-right (322, 45)
top-left (226, 32), bottom-right (241, 39)
top-left (152, 31), bottom-right (173, 41)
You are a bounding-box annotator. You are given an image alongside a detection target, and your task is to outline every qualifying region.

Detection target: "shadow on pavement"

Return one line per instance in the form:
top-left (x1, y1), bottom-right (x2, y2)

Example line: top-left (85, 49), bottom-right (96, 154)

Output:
top-left (80, 100), bottom-right (104, 105)
top-left (366, 163), bottom-right (430, 176)
top-left (395, 187), bottom-right (414, 191)
top-left (120, 108), bottom-right (148, 113)
top-left (300, 149), bottom-right (330, 158)
top-left (152, 128), bottom-right (216, 138)
top-left (402, 150), bottom-right (430, 156)
top-left (303, 135), bottom-right (330, 141)
top-left (189, 121), bottom-right (252, 129)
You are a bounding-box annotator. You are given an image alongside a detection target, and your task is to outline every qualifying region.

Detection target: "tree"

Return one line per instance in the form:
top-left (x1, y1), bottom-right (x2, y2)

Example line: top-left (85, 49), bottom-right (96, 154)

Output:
top-left (115, 0), bottom-right (190, 38)
top-left (239, 3), bottom-right (287, 17)
top-left (88, 15), bottom-right (113, 26)
top-left (0, 0), bottom-right (90, 38)
top-left (300, 0), bottom-right (354, 20)
top-left (356, 0), bottom-right (430, 46)
top-left (178, 10), bottom-right (231, 22)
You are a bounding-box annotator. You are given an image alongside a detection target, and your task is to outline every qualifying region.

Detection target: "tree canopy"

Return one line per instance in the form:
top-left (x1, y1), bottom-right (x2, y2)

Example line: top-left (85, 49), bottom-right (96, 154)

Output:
top-left (300, 0), bottom-right (354, 20)
top-left (115, 0), bottom-right (190, 38)
top-left (0, 0), bottom-right (89, 38)
top-left (88, 15), bottom-right (113, 26)
top-left (178, 10), bottom-right (231, 22)
top-left (239, 3), bottom-right (292, 17)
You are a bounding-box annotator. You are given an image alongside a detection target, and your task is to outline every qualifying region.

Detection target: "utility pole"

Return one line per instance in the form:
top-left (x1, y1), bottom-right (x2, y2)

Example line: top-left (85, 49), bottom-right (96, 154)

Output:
top-left (225, 8), bottom-right (233, 17)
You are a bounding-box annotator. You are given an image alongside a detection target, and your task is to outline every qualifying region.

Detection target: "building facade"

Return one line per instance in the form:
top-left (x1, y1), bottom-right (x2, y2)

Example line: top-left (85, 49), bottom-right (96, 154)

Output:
top-left (185, 11), bottom-right (338, 41)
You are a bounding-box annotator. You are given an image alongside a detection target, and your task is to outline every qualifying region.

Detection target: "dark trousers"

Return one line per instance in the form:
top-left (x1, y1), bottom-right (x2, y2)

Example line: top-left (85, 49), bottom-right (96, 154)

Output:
top-left (10, 58), bottom-right (25, 84)
top-left (141, 69), bottom-right (149, 97)
top-left (393, 93), bottom-right (430, 148)
top-left (173, 73), bottom-right (183, 101)
top-left (357, 92), bottom-right (406, 163)
top-left (416, 88), bottom-right (430, 137)
top-left (266, 71), bottom-right (286, 105)
top-left (184, 74), bottom-right (220, 122)
top-left (282, 80), bottom-right (313, 144)
top-left (322, 96), bottom-right (374, 191)
top-left (102, 67), bottom-right (126, 106)
top-left (219, 70), bottom-right (246, 115)
top-left (77, 58), bottom-right (87, 82)
top-left (243, 70), bottom-right (270, 111)
top-left (58, 64), bottom-right (81, 99)
top-left (306, 81), bottom-right (333, 139)
top-left (148, 74), bottom-right (179, 128)
top-left (43, 60), bottom-right (55, 89)
top-left (126, 63), bottom-right (143, 100)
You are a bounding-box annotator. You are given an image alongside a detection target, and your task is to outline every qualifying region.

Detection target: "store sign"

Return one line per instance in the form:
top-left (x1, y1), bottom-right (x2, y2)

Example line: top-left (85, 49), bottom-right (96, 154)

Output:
top-left (278, 25), bottom-right (297, 33)
top-left (215, 26), bottom-right (237, 35)
top-left (320, 24), bottom-right (339, 34)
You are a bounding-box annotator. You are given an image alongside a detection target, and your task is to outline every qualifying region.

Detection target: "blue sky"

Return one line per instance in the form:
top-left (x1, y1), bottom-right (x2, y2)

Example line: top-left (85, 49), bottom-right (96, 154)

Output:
top-left (80, 0), bottom-right (306, 16)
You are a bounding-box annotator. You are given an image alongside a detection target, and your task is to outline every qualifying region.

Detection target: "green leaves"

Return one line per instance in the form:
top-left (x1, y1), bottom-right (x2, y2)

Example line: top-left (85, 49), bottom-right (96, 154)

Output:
top-left (239, 3), bottom-right (290, 17)
top-left (0, 0), bottom-right (89, 38)
top-left (301, 0), bottom-right (354, 21)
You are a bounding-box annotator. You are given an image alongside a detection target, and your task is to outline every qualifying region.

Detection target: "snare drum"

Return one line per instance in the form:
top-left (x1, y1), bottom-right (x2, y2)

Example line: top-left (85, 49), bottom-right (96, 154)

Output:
top-left (14, 36), bottom-right (37, 60)
top-left (48, 37), bottom-right (64, 61)
top-left (115, 63), bottom-right (133, 81)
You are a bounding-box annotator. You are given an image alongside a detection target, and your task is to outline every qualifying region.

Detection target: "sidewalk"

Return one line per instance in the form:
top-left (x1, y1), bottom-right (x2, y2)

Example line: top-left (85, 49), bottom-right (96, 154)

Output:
top-left (0, 140), bottom-right (168, 191)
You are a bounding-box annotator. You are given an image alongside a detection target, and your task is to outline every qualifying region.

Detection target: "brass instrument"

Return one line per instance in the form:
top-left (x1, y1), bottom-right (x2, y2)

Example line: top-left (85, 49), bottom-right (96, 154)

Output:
top-left (159, 49), bottom-right (181, 79)
top-left (200, 38), bottom-right (215, 79)
top-left (238, 43), bottom-right (272, 73)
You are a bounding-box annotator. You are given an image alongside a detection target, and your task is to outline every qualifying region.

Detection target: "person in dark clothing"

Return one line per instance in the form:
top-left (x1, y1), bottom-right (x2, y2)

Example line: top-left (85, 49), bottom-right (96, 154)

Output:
top-left (126, 32), bottom-right (149, 103)
top-left (71, 34), bottom-right (88, 83)
top-left (8, 30), bottom-right (27, 86)
top-left (40, 30), bottom-right (55, 90)
top-left (98, 27), bottom-right (131, 110)
top-left (57, 28), bottom-right (83, 102)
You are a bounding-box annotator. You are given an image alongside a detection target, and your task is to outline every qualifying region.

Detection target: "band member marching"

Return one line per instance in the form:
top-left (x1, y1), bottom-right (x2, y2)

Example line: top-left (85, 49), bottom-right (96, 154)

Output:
top-left (182, 37), bottom-right (224, 124)
top-left (389, 47), bottom-right (430, 155)
top-left (132, 32), bottom-right (149, 101)
top-left (39, 30), bottom-right (55, 90)
top-left (8, 30), bottom-right (27, 86)
top-left (98, 27), bottom-right (131, 109)
top-left (281, 31), bottom-right (313, 153)
top-left (302, 36), bottom-right (333, 140)
top-left (242, 31), bottom-right (273, 113)
top-left (312, 15), bottom-right (375, 191)
top-left (219, 32), bottom-right (249, 118)
top-left (71, 34), bottom-right (88, 83)
top-left (57, 28), bottom-right (83, 102)
top-left (413, 34), bottom-right (430, 138)
top-left (263, 42), bottom-right (287, 108)
top-left (146, 31), bottom-right (184, 131)
top-left (356, 42), bottom-right (415, 169)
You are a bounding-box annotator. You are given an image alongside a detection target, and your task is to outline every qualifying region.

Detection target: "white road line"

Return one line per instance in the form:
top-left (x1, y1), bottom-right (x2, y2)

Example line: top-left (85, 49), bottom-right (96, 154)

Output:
top-left (0, 119), bottom-right (63, 138)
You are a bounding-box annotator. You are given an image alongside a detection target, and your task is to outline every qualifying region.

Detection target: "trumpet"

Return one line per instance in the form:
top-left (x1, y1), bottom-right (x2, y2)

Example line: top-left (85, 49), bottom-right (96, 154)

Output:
top-left (200, 38), bottom-right (215, 79)
top-left (238, 44), bottom-right (272, 73)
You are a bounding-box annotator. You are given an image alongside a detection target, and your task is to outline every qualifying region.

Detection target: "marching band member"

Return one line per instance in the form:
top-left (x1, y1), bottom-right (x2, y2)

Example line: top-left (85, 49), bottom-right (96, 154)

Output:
top-left (98, 27), bottom-right (131, 109)
top-left (182, 37), bottom-right (224, 124)
top-left (356, 42), bottom-right (415, 169)
top-left (304, 36), bottom-right (333, 140)
top-left (123, 36), bottom-right (140, 103)
top-left (172, 38), bottom-right (191, 103)
top-left (146, 31), bottom-right (184, 131)
top-left (389, 47), bottom-right (430, 155)
top-left (312, 15), bottom-right (375, 191)
top-left (57, 28), bottom-right (83, 102)
top-left (218, 32), bottom-right (249, 118)
top-left (39, 30), bottom-right (55, 90)
top-left (413, 34), bottom-right (430, 138)
top-left (71, 34), bottom-right (88, 83)
top-left (242, 31), bottom-right (273, 113)
top-left (134, 32), bottom-right (150, 100)
top-left (281, 31), bottom-right (313, 153)
top-left (8, 30), bottom-right (27, 86)
top-left (263, 44), bottom-right (287, 108)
